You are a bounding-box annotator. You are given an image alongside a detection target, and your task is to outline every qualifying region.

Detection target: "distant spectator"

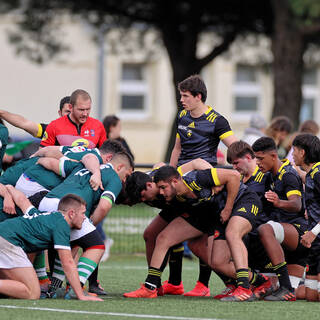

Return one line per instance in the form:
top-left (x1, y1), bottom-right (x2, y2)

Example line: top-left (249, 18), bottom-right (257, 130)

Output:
top-left (287, 119), bottom-right (320, 164)
top-left (242, 114), bottom-right (267, 146)
top-left (103, 115), bottom-right (134, 160)
top-left (265, 116), bottom-right (292, 159)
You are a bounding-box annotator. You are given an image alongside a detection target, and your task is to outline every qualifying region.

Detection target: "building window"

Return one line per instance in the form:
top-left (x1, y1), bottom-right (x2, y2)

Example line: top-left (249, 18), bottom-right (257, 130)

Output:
top-left (118, 63), bottom-right (149, 118)
top-left (233, 64), bottom-right (260, 113)
top-left (300, 69), bottom-right (317, 123)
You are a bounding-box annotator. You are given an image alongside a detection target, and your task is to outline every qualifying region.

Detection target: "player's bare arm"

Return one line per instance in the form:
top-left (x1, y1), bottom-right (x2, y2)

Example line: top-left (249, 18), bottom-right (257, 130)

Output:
top-left (58, 249), bottom-right (102, 301)
top-left (265, 191), bottom-right (302, 212)
top-left (90, 198), bottom-right (112, 226)
top-left (5, 185), bottom-right (32, 213)
top-left (169, 137), bottom-right (181, 167)
top-left (81, 153), bottom-right (103, 191)
top-left (32, 146), bottom-right (64, 159)
top-left (0, 183), bottom-right (16, 214)
top-left (0, 109), bottom-right (39, 137)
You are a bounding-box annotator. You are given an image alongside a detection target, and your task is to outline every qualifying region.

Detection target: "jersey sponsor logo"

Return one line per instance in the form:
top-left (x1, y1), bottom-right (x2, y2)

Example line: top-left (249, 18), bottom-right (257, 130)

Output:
top-left (84, 129), bottom-right (90, 137)
top-left (69, 146), bottom-right (86, 153)
top-left (90, 129), bottom-right (95, 137)
top-left (188, 122), bottom-right (195, 128)
top-left (71, 138), bottom-right (90, 148)
top-left (237, 207), bottom-right (247, 213)
top-left (42, 131), bottom-right (48, 141)
top-left (187, 130), bottom-right (192, 137)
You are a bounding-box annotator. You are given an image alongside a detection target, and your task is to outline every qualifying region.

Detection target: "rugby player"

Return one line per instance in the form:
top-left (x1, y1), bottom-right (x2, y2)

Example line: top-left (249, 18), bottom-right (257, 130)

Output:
top-left (292, 133), bottom-right (320, 301)
top-left (0, 188), bottom-right (102, 301)
top-left (168, 74), bottom-right (238, 297)
top-left (37, 151), bottom-right (133, 297)
top-left (252, 136), bottom-right (309, 301)
top-left (40, 90), bottom-right (106, 149)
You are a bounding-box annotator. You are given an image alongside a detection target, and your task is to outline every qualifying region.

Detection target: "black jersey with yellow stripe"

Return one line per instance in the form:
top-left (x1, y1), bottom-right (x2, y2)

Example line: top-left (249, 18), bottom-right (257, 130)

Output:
top-left (177, 167), bottom-right (247, 206)
top-left (265, 159), bottom-right (306, 224)
top-left (305, 162), bottom-right (320, 229)
top-left (176, 106), bottom-right (233, 166)
top-left (244, 166), bottom-right (269, 200)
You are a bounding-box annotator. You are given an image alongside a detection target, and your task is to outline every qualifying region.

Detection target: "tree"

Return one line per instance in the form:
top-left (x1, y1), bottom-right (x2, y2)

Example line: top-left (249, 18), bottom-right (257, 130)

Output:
top-left (1, 0), bottom-right (273, 160)
top-left (271, 0), bottom-right (320, 129)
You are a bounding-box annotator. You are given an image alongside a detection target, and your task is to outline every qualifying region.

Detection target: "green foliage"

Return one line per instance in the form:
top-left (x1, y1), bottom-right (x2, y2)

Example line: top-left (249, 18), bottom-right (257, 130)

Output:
top-left (290, 0), bottom-right (320, 25)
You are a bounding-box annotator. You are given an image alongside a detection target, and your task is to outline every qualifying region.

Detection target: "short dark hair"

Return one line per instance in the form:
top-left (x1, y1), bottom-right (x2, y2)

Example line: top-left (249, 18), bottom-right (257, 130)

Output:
top-left (70, 89), bottom-right (91, 107)
top-left (58, 194), bottom-right (86, 211)
top-left (292, 133), bottom-right (320, 165)
top-left (103, 115), bottom-right (120, 138)
top-left (252, 137), bottom-right (277, 153)
top-left (112, 151), bottom-right (135, 171)
top-left (178, 75), bottom-right (207, 103)
top-left (153, 165), bottom-right (180, 183)
top-left (59, 96), bottom-right (70, 111)
top-left (227, 140), bottom-right (255, 164)
top-left (99, 139), bottom-right (126, 155)
top-left (125, 171), bottom-right (152, 204)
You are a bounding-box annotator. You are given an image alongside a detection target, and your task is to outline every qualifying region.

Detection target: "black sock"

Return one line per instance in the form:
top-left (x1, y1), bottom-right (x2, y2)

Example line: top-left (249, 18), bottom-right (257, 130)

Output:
top-left (250, 270), bottom-right (267, 288)
top-left (145, 267), bottom-right (162, 290)
top-left (198, 259), bottom-right (211, 287)
top-left (236, 268), bottom-right (250, 289)
top-left (272, 262), bottom-right (293, 291)
top-left (159, 249), bottom-right (170, 272)
top-left (88, 266), bottom-right (98, 286)
top-left (168, 244), bottom-right (184, 285)
top-left (215, 271), bottom-right (236, 286)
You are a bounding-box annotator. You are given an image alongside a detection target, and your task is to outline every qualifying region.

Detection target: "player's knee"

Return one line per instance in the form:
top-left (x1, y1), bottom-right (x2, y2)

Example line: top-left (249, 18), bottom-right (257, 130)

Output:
top-left (258, 223), bottom-right (273, 240)
top-left (155, 231), bottom-right (172, 248)
top-left (27, 284), bottom-right (41, 300)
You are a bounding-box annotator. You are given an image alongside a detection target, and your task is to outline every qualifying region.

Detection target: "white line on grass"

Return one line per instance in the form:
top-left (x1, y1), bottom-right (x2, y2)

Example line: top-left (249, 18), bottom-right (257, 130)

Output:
top-left (0, 305), bottom-right (227, 320)
top-left (99, 265), bottom-right (197, 271)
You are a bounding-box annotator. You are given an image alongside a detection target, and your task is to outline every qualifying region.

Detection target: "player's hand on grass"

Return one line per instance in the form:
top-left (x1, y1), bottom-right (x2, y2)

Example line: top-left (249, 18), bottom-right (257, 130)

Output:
top-left (78, 295), bottom-right (103, 301)
top-left (300, 231), bottom-right (316, 248)
top-left (89, 173), bottom-right (104, 191)
top-left (265, 191), bottom-right (280, 207)
top-left (3, 195), bottom-right (16, 214)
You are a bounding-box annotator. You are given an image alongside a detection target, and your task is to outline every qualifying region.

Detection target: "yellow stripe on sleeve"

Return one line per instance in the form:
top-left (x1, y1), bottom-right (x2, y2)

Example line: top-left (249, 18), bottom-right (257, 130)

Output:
top-left (211, 168), bottom-right (221, 186)
top-left (35, 123), bottom-right (43, 138)
top-left (286, 190), bottom-right (301, 198)
top-left (219, 131), bottom-right (234, 140)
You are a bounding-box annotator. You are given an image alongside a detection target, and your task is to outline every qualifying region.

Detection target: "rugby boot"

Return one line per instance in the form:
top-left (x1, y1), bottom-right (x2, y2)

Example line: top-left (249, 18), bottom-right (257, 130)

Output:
top-left (220, 286), bottom-right (255, 302)
top-left (89, 280), bottom-right (108, 296)
top-left (162, 280), bottom-right (184, 295)
top-left (213, 284), bottom-right (236, 300)
top-left (264, 287), bottom-right (296, 301)
top-left (184, 281), bottom-right (210, 297)
top-left (157, 285), bottom-right (164, 296)
top-left (123, 284), bottom-right (157, 298)
top-left (252, 275), bottom-right (273, 299)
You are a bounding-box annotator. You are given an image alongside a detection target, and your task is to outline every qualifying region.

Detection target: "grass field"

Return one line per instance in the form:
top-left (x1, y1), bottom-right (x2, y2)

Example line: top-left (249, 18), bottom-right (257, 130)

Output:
top-left (0, 255), bottom-right (319, 320)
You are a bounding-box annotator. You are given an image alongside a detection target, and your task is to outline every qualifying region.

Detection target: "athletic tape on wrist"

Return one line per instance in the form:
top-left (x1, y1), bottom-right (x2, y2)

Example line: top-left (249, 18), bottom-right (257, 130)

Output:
top-left (311, 223), bottom-right (320, 236)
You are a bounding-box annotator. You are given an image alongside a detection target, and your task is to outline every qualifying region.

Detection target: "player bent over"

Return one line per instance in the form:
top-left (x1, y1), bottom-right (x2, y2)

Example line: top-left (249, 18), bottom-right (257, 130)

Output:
top-left (0, 187), bottom-right (102, 301)
top-left (293, 133), bottom-right (320, 301)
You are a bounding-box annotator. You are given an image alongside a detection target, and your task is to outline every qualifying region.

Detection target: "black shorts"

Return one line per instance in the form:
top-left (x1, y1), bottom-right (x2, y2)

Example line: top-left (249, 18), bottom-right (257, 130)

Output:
top-left (231, 191), bottom-right (262, 230)
top-left (306, 239), bottom-right (320, 276)
top-left (70, 229), bottom-right (104, 251)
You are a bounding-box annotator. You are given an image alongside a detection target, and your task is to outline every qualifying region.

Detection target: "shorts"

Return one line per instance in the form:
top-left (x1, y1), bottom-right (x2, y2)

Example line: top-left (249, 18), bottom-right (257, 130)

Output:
top-left (231, 191), bottom-right (262, 230)
top-left (306, 240), bottom-right (320, 276)
top-left (0, 236), bottom-right (32, 268)
top-left (71, 229), bottom-right (104, 250)
top-left (15, 173), bottom-right (49, 198)
top-left (38, 197), bottom-right (60, 212)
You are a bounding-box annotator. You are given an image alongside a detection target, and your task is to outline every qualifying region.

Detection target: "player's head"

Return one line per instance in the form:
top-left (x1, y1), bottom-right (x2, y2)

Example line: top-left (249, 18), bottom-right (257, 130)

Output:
top-left (125, 171), bottom-right (158, 204)
top-left (227, 141), bottom-right (256, 176)
top-left (103, 115), bottom-right (121, 139)
top-left (265, 116), bottom-right (292, 145)
top-left (110, 151), bottom-right (134, 182)
top-left (58, 96), bottom-right (71, 117)
top-left (252, 137), bottom-right (278, 173)
top-left (99, 139), bottom-right (126, 163)
top-left (153, 165), bottom-right (181, 201)
top-left (69, 89), bottom-right (92, 125)
top-left (292, 133), bottom-right (320, 166)
top-left (58, 194), bottom-right (86, 229)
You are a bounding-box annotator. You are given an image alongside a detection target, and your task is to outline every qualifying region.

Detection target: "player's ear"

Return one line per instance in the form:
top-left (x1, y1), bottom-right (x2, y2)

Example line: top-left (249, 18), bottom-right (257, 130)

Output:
top-left (105, 154), bottom-right (113, 162)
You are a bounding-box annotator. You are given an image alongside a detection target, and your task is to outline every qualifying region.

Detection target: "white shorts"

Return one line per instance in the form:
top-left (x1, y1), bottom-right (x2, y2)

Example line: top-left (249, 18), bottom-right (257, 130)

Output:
top-left (70, 217), bottom-right (96, 242)
top-left (15, 173), bottom-right (49, 198)
top-left (0, 236), bottom-right (32, 269)
top-left (38, 197), bottom-right (60, 212)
